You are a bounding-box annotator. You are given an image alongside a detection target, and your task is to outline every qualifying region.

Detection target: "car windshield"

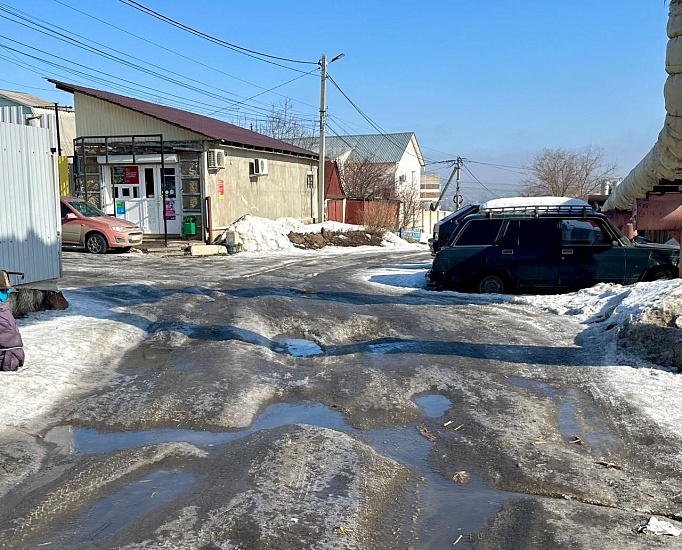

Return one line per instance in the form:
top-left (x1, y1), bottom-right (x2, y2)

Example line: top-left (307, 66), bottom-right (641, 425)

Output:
top-left (605, 221), bottom-right (632, 245)
top-left (67, 200), bottom-right (105, 218)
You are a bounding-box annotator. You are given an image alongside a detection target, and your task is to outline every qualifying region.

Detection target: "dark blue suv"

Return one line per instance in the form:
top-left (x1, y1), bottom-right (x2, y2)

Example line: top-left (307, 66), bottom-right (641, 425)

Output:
top-left (427, 203), bottom-right (679, 294)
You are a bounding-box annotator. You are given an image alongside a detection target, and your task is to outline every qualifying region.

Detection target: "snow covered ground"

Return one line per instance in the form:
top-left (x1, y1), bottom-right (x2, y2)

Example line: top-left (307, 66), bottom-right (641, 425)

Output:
top-left (3, 216), bottom-right (682, 448)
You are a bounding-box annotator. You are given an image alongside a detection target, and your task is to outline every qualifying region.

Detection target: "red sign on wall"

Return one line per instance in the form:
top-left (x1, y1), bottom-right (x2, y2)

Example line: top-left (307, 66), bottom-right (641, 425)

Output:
top-left (124, 166), bottom-right (139, 184)
top-left (218, 180), bottom-right (225, 200)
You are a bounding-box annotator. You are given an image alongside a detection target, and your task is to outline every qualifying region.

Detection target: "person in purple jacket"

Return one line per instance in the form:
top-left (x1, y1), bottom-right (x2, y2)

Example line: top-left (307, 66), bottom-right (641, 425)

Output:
top-left (0, 287), bottom-right (24, 371)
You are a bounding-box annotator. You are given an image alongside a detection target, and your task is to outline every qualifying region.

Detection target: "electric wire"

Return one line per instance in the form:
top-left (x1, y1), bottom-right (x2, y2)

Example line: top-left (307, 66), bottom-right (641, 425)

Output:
top-left (119, 0), bottom-right (316, 73)
top-left (53, 0), bottom-right (318, 110)
top-left (206, 69), bottom-right (317, 117)
top-left (0, 42), bottom-right (252, 116)
top-left (462, 164), bottom-right (501, 197)
top-left (0, 5), bottom-right (298, 120)
top-left (0, 33), bottom-right (323, 125)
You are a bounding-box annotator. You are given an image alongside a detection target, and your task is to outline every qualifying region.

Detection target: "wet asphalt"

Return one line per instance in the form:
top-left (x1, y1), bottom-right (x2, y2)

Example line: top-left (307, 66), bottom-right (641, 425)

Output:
top-left (0, 248), bottom-right (680, 549)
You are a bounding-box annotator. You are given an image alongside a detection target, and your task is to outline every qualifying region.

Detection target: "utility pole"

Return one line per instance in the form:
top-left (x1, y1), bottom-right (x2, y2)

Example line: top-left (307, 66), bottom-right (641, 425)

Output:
top-left (429, 156), bottom-right (465, 212)
top-left (318, 53), bottom-right (345, 223)
top-left (454, 156), bottom-right (464, 210)
top-left (318, 54), bottom-right (327, 224)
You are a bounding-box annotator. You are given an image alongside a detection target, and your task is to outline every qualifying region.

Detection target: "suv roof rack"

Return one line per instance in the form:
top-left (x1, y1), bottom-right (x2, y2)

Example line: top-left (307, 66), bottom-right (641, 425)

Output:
top-left (481, 203), bottom-right (595, 216)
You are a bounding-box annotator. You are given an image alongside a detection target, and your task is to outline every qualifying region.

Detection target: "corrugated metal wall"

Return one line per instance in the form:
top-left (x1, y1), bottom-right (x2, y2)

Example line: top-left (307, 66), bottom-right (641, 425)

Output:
top-left (0, 120), bottom-right (61, 286)
top-left (75, 94), bottom-right (206, 142)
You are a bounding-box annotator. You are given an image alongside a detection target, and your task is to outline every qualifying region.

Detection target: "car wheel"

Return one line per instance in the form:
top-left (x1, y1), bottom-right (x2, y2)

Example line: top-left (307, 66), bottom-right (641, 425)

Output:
top-left (85, 233), bottom-right (108, 254)
top-left (645, 268), bottom-right (676, 281)
top-left (477, 273), bottom-right (509, 294)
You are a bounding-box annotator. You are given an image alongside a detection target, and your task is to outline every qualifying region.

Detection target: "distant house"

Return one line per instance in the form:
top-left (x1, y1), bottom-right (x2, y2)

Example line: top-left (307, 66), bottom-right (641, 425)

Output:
top-left (50, 80), bottom-right (320, 241)
top-left (324, 160), bottom-right (346, 222)
top-left (420, 172), bottom-right (441, 204)
top-left (295, 132), bottom-right (425, 199)
top-left (0, 89), bottom-right (76, 195)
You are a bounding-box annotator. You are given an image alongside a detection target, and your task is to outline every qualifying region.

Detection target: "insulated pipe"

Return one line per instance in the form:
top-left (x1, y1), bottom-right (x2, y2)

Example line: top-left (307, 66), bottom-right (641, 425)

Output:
top-left (604, 0), bottom-right (682, 211)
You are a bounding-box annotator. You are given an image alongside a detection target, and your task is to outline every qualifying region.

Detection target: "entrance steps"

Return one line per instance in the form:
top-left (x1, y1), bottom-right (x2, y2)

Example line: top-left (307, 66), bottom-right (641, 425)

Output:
top-left (135, 236), bottom-right (226, 257)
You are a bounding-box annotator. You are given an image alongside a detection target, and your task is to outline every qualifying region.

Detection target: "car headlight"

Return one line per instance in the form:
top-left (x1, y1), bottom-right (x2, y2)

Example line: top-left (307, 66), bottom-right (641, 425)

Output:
top-left (111, 226), bottom-right (127, 232)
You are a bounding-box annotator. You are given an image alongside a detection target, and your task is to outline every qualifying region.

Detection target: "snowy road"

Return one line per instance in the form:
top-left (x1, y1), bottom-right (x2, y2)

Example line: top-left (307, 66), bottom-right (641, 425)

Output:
top-left (1, 247), bottom-right (682, 549)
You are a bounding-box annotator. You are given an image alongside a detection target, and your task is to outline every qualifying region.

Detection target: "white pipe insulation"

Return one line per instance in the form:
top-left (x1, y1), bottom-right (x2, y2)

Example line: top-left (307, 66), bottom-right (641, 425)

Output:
top-left (604, 0), bottom-right (682, 211)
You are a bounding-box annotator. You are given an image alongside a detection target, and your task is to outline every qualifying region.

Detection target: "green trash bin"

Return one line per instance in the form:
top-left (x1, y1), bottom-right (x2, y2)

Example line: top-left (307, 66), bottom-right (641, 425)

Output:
top-left (182, 216), bottom-right (196, 237)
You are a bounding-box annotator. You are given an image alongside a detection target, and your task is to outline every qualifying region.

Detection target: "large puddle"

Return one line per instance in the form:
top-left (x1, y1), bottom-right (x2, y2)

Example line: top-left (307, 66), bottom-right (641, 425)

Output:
top-left (58, 396), bottom-right (508, 548)
top-left (36, 470), bottom-right (194, 547)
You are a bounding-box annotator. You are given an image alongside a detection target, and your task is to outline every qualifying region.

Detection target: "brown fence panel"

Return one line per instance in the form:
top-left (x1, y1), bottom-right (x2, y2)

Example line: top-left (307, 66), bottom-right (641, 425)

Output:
top-left (327, 199), bottom-right (344, 222)
top-left (345, 200), bottom-right (365, 225)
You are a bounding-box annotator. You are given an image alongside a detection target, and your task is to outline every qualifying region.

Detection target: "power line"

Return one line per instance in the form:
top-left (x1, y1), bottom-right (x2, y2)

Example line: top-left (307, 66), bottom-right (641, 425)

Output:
top-left (462, 164), bottom-right (501, 198)
top-left (0, 4), bottom-right (298, 119)
top-left (0, 41), bottom-right (251, 116)
top-left (206, 70), bottom-right (317, 117)
top-left (467, 160), bottom-right (531, 174)
top-left (326, 74), bottom-right (437, 166)
top-left (52, 0), bottom-right (321, 114)
top-left (119, 0), bottom-right (316, 72)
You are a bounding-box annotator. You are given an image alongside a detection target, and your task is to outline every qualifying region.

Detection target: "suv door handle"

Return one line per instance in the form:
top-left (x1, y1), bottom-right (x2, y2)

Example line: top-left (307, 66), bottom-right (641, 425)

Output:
top-left (501, 249), bottom-right (514, 255)
top-left (562, 249), bottom-right (574, 255)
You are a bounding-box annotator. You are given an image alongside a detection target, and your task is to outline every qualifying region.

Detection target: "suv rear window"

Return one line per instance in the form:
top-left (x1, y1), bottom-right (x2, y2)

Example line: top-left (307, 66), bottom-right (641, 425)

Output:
top-left (454, 219), bottom-right (503, 246)
top-left (498, 219), bottom-right (558, 247)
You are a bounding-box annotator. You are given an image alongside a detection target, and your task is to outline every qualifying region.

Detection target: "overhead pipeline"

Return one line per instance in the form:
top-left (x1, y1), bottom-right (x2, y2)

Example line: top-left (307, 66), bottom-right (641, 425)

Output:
top-left (604, 0), bottom-right (682, 211)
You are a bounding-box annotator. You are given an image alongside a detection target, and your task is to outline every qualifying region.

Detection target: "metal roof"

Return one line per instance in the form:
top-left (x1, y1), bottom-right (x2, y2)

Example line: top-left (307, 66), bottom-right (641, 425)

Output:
top-left (293, 132), bottom-right (423, 165)
top-left (49, 80), bottom-right (317, 159)
top-left (0, 89), bottom-right (54, 108)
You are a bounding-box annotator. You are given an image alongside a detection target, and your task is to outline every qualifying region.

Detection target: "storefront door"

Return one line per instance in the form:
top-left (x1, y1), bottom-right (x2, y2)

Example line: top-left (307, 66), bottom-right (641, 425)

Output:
top-left (111, 165), bottom-right (181, 235)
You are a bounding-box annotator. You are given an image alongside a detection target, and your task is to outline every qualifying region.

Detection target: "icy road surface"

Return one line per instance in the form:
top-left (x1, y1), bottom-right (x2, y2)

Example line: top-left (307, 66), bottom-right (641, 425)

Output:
top-left (1, 246), bottom-right (682, 549)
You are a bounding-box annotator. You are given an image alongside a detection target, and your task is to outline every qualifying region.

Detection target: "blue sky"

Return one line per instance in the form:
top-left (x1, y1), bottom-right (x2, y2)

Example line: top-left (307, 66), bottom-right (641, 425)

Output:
top-left (0, 1), bottom-right (671, 202)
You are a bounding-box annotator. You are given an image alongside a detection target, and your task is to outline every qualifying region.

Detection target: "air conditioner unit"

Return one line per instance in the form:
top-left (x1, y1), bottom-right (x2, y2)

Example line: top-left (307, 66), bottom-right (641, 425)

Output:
top-left (253, 158), bottom-right (269, 176)
top-left (207, 149), bottom-right (226, 170)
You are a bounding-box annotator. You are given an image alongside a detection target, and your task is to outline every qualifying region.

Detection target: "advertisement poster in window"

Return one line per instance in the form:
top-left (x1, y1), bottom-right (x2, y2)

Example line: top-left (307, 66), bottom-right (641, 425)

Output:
top-left (113, 166), bottom-right (125, 185)
top-left (164, 168), bottom-right (176, 198)
top-left (124, 166), bottom-right (139, 184)
top-left (165, 198), bottom-right (176, 220)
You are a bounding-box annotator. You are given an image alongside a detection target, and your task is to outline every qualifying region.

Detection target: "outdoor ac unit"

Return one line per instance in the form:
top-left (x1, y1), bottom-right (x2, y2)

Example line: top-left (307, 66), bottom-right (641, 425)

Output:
top-left (207, 149), bottom-right (226, 170)
top-left (253, 158), bottom-right (269, 176)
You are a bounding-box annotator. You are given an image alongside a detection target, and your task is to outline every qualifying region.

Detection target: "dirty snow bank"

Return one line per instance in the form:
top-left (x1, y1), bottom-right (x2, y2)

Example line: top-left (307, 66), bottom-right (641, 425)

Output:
top-left (219, 215), bottom-right (414, 252)
top-left (514, 279), bottom-right (682, 367)
top-left (0, 292), bottom-right (147, 434)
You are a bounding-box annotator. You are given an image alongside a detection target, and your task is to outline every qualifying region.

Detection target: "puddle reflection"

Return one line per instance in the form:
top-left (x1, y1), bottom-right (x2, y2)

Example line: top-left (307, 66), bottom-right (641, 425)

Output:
top-left (37, 470), bottom-right (194, 547)
top-left (71, 401), bottom-right (509, 548)
top-left (415, 394), bottom-right (452, 418)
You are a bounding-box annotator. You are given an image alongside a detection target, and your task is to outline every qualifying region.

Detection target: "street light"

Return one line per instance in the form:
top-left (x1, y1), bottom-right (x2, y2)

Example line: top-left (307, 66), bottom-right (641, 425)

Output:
top-left (318, 52), bottom-right (345, 222)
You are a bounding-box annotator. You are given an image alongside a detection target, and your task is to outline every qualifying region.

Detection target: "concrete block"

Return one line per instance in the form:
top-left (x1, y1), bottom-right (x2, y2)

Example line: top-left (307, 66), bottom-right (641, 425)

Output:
top-left (188, 244), bottom-right (227, 256)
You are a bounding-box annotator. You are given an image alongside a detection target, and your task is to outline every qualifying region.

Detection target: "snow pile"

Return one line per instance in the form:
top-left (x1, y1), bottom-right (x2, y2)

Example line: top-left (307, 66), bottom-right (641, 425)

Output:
top-left (0, 292), bottom-right (147, 433)
top-left (515, 279), bottom-right (682, 327)
top-left (221, 215), bottom-right (414, 252)
top-left (225, 215), bottom-right (296, 252)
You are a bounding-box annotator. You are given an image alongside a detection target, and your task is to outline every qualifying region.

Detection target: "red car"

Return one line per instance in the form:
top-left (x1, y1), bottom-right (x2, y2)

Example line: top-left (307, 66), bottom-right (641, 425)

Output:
top-left (60, 196), bottom-right (143, 253)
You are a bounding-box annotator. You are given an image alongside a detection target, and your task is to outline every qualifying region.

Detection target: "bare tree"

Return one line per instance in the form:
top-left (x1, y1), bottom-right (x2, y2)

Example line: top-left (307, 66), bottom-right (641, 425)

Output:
top-left (258, 98), bottom-right (315, 142)
top-left (520, 146), bottom-right (619, 199)
top-left (339, 156), bottom-right (395, 199)
top-left (396, 186), bottom-right (422, 230)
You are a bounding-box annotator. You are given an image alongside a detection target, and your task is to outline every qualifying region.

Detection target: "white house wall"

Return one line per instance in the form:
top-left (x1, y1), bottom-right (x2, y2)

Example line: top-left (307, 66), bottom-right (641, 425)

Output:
top-left (0, 121), bottom-right (61, 287)
top-left (74, 93), bottom-right (207, 142)
top-left (396, 142), bottom-right (423, 195)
